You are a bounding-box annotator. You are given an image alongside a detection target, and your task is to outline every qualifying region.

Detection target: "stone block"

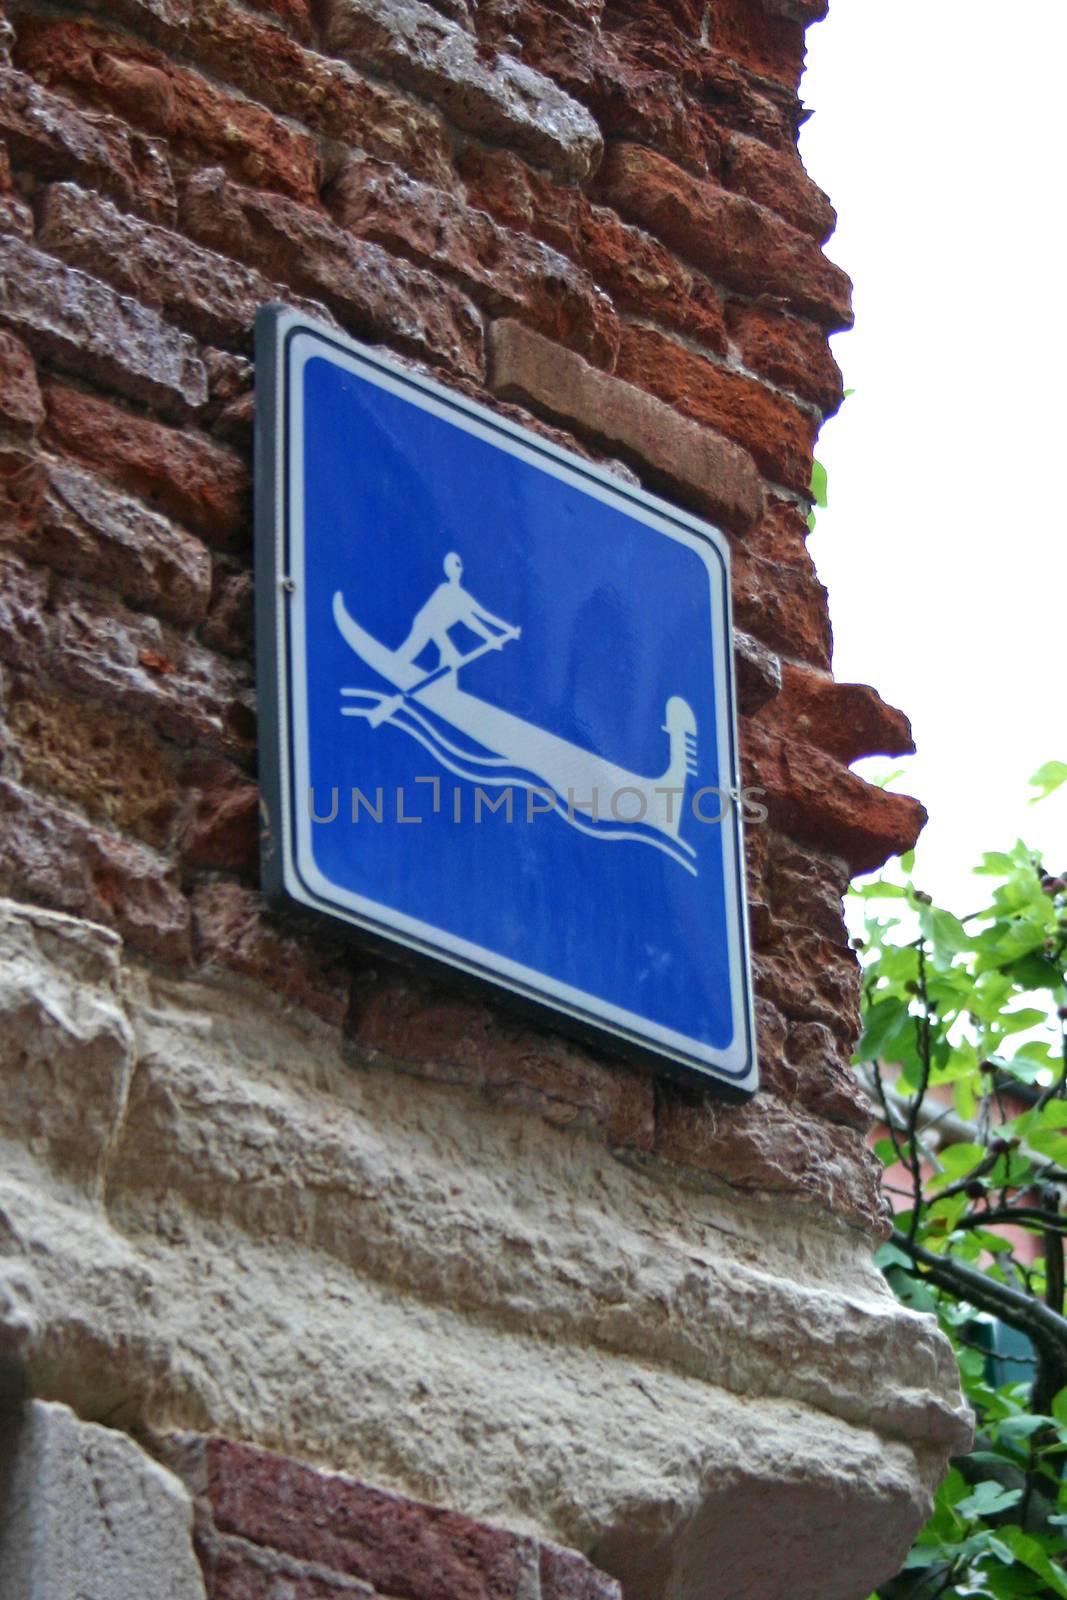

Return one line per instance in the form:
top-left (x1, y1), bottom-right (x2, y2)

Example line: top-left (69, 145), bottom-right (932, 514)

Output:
top-left (0, 236), bottom-right (207, 416)
top-left (488, 318), bottom-right (762, 532)
top-left (727, 300), bottom-right (844, 416)
top-left (328, 153), bottom-right (619, 368)
top-left (0, 64), bottom-right (176, 222)
top-left (181, 169), bottom-right (485, 381)
top-left (42, 381), bottom-right (250, 550)
top-left (0, 1400), bottom-right (206, 1599)
top-left (37, 180), bottom-right (331, 352)
top-left (322, 0), bottom-right (601, 181)
top-left (755, 664), bottom-right (916, 765)
top-left (16, 14), bottom-right (320, 206)
top-left (0, 328), bottom-right (44, 436)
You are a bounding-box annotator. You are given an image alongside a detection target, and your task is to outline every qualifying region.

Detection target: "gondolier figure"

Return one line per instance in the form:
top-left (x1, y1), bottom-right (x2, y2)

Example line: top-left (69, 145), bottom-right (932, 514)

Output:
top-left (396, 552), bottom-right (519, 670)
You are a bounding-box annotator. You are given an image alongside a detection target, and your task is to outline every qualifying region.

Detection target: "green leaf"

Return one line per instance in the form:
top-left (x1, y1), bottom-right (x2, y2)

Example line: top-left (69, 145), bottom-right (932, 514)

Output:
top-left (874, 1241), bottom-right (913, 1271)
top-left (873, 1138), bottom-right (900, 1167)
top-left (1028, 760), bottom-right (1067, 804)
top-left (855, 996), bottom-right (911, 1063)
top-left (900, 849), bottom-right (916, 873)
top-left (1001, 1529), bottom-right (1067, 1598)
top-left (810, 456), bottom-right (828, 508)
top-left (956, 1481), bottom-right (1023, 1519)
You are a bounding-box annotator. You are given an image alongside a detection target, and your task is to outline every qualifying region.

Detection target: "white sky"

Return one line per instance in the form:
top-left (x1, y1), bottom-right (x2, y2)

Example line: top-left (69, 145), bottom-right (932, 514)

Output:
top-left (797, 0), bottom-right (1067, 907)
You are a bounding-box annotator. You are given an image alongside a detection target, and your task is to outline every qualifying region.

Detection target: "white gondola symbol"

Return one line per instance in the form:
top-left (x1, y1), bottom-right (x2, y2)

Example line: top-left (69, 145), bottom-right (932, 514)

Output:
top-left (334, 554), bottom-right (700, 873)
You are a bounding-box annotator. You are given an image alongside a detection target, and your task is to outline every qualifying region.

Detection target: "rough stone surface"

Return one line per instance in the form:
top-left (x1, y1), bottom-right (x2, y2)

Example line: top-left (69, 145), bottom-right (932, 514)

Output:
top-left (322, 0), bottom-right (602, 180)
top-left (328, 154), bottom-right (619, 367)
top-left (755, 665), bottom-right (917, 765)
top-left (0, 1400), bottom-right (206, 1599)
top-left (0, 63), bottom-right (176, 222)
top-left (0, 235), bottom-right (207, 415)
top-left (42, 381), bottom-right (250, 549)
top-left (15, 13), bottom-right (321, 206)
top-left (181, 169), bottom-right (485, 381)
top-left (0, 327), bottom-right (45, 436)
top-left (597, 143), bottom-right (854, 330)
top-left (0, 898), bottom-right (970, 1600)
top-left (37, 180), bottom-right (332, 352)
top-left (489, 318), bottom-right (762, 531)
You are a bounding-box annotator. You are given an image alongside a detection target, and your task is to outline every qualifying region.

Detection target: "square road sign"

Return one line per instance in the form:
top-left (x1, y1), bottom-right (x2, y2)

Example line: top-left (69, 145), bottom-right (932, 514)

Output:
top-left (255, 307), bottom-right (757, 1094)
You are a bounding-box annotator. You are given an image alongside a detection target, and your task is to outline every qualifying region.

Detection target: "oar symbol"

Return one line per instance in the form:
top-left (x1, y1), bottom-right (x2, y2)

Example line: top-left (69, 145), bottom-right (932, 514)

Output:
top-left (367, 627), bottom-right (520, 728)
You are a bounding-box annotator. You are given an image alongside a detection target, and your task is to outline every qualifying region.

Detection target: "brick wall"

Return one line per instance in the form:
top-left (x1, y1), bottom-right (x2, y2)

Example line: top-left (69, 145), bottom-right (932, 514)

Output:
top-left (0, 1), bottom-right (965, 1594)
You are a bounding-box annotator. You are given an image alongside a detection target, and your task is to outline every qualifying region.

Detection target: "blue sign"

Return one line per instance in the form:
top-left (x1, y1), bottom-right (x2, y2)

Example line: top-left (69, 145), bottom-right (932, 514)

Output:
top-left (255, 308), bottom-right (756, 1093)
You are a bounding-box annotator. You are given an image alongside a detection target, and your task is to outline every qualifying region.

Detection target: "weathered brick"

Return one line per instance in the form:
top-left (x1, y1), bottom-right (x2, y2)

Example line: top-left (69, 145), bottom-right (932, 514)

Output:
top-left (42, 381), bottom-right (250, 548)
top-left (763, 0), bottom-right (827, 23)
top-left (596, 143), bottom-right (853, 331)
top-left (743, 495), bottom-right (813, 569)
top-left (754, 665), bottom-right (916, 766)
top-left (752, 924), bottom-right (860, 1040)
top-left (184, 1435), bottom-right (545, 1600)
top-left (539, 1544), bottom-right (622, 1600)
top-left (0, 550), bottom-right (49, 668)
top-left (37, 180), bottom-right (331, 352)
top-left (0, 444), bottom-right (44, 540)
top-left (615, 324), bottom-right (818, 494)
top-left (2, 672), bottom-right (181, 848)
top-left (654, 1082), bottom-right (887, 1235)
top-left (191, 882), bottom-right (352, 1025)
top-left (51, 580), bottom-right (254, 757)
top-left (34, 459), bottom-right (212, 626)
top-left (488, 318), bottom-right (762, 532)
top-left (73, 0), bottom-right (457, 189)
top-left (786, 1019), bottom-right (873, 1132)
top-left (329, 154), bottom-right (619, 368)
top-left (200, 1535), bottom-right (375, 1600)
top-left (202, 562), bottom-right (253, 658)
top-left (0, 329), bottom-right (44, 437)
top-left (349, 965), bottom-right (654, 1149)
top-left (458, 145), bottom-right (728, 353)
top-left (322, 0), bottom-right (602, 180)
top-left (15, 16), bottom-right (320, 207)
top-left (732, 546), bottom-right (831, 668)
top-left (734, 628), bottom-right (782, 715)
top-left (0, 64), bottom-right (175, 222)
top-left (763, 832), bottom-right (849, 944)
top-left (722, 130), bottom-right (835, 242)
top-left (742, 720), bottom-right (926, 876)
top-left (0, 774), bottom-right (190, 962)
top-left (704, 0), bottom-right (807, 90)
top-left (177, 752), bottom-right (259, 873)
top-left (727, 300), bottom-right (843, 416)
top-left (181, 169), bottom-right (485, 381)
top-left (0, 236), bottom-right (207, 416)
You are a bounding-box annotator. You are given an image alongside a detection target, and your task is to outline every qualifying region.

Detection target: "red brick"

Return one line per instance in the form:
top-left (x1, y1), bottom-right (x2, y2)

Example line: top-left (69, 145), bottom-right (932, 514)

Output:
top-left (181, 169), bottom-right (485, 382)
top-left (15, 16), bottom-right (320, 207)
top-left (0, 774), bottom-right (190, 962)
top-left (704, 0), bottom-right (807, 90)
top-left (743, 496), bottom-right (813, 570)
top-left (349, 965), bottom-right (654, 1149)
top-left (328, 154), bottom-right (619, 368)
top-left (177, 753), bottom-right (259, 873)
top-left (596, 143), bottom-right (853, 331)
top-left (539, 1544), bottom-right (622, 1600)
top-left (0, 550), bottom-right (50, 669)
top-left (489, 318), bottom-right (762, 532)
top-left (0, 236), bottom-right (207, 416)
top-left (191, 882), bottom-right (352, 1025)
top-left (734, 629), bottom-right (782, 715)
top-left (732, 547), bottom-right (831, 668)
top-left (42, 382), bottom-right (250, 549)
top-left (191, 1435), bottom-right (543, 1600)
top-left (742, 720), bottom-right (927, 876)
top-left (654, 1083), bottom-right (887, 1236)
top-left (31, 459), bottom-right (212, 626)
top-left (786, 1020), bottom-right (873, 1132)
top-left (3, 672), bottom-right (181, 849)
top-left (0, 445), bottom-right (45, 542)
top-left (68, 0), bottom-right (456, 188)
top-left (51, 580), bottom-right (254, 757)
top-left (201, 563), bottom-right (253, 657)
top-left (754, 665), bottom-right (916, 765)
top-left (763, 832), bottom-right (849, 944)
top-left (0, 329), bottom-right (44, 436)
top-left (37, 180), bottom-right (331, 352)
top-left (322, 0), bottom-right (601, 181)
top-left (753, 926), bottom-right (860, 1040)
top-left (615, 324), bottom-right (818, 493)
top-left (0, 64), bottom-right (175, 222)
top-left (458, 145), bottom-right (728, 354)
top-left (727, 300), bottom-right (843, 416)
top-left (243, 0), bottom-right (314, 38)
top-left (202, 1537), bottom-right (374, 1600)
top-left (722, 130), bottom-right (835, 242)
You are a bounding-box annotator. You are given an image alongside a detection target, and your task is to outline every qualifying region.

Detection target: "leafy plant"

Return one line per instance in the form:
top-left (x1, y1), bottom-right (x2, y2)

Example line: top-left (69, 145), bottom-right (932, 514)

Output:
top-left (854, 765), bottom-right (1067, 1598)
